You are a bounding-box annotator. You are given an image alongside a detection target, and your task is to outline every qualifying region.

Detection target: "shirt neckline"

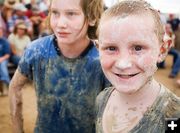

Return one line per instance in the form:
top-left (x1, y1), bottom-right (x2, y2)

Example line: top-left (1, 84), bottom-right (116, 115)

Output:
top-left (52, 35), bottom-right (94, 59)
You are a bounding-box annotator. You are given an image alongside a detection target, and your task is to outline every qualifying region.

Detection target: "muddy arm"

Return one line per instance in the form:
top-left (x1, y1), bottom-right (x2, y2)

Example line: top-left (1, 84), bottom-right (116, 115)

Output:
top-left (9, 70), bottom-right (29, 133)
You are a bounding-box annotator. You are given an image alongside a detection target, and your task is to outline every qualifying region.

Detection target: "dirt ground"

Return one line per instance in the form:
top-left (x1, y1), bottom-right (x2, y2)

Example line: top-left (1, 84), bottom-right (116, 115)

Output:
top-left (0, 56), bottom-right (180, 133)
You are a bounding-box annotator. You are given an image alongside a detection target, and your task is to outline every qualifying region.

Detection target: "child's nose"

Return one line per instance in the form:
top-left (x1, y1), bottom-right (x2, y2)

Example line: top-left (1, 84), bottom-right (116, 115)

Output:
top-left (115, 54), bottom-right (132, 70)
top-left (57, 15), bottom-right (67, 28)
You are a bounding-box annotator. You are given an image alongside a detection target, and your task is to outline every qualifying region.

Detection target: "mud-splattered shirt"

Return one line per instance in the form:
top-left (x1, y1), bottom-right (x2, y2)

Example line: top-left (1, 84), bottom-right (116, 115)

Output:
top-left (18, 35), bottom-right (110, 133)
top-left (96, 84), bottom-right (180, 133)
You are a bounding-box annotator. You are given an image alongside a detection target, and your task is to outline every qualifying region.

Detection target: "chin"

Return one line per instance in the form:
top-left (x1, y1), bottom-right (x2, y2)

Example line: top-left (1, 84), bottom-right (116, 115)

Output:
top-left (114, 85), bottom-right (141, 95)
top-left (57, 38), bottom-right (72, 44)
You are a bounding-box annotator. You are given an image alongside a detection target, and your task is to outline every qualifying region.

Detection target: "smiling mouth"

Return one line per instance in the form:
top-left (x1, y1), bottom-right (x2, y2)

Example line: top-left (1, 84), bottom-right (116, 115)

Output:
top-left (115, 73), bottom-right (140, 79)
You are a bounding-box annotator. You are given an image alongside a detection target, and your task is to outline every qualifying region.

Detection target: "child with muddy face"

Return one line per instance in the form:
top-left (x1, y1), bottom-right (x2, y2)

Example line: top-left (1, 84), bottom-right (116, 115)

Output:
top-left (96, 0), bottom-right (180, 133)
top-left (8, 0), bottom-right (110, 133)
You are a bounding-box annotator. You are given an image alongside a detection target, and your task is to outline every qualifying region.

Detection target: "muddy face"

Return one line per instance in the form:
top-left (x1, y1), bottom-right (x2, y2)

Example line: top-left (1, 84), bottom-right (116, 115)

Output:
top-left (50, 0), bottom-right (88, 45)
top-left (99, 14), bottom-right (161, 94)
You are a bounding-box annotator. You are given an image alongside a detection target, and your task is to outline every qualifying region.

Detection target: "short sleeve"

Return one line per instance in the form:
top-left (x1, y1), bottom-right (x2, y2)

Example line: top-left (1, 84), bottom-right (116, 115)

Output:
top-left (8, 33), bottom-right (15, 44)
top-left (18, 45), bottom-right (35, 80)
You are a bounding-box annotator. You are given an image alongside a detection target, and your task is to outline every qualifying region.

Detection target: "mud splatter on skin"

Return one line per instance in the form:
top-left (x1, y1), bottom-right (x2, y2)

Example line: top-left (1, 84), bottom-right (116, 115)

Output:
top-left (9, 32), bottom-right (110, 132)
top-left (96, 1), bottom-right (180, 132)
top-left (9, 70), bottom-right (29, 133)
top-left (50, 0), bottom-right (89, 56)
top-left (96, 85), bottom-right (180, 133)
top-left (98, 11), bottom-right (163, 133)
top-left (128, 107), bottom-right (137, 111)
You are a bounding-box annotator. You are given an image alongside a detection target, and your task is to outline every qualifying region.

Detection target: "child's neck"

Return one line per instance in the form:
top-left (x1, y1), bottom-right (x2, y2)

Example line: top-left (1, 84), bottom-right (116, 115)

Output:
top-left (58, 37), bottom-right (90, 58)
top-left (115, 78), bottom-right (161, 106)
top-left (102, 79), bottom-right (161, 133)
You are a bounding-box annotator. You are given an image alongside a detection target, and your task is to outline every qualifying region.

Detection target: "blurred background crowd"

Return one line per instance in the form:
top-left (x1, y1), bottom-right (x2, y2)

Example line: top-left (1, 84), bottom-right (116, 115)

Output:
top-left (0, 0), bottom-right (52, 95)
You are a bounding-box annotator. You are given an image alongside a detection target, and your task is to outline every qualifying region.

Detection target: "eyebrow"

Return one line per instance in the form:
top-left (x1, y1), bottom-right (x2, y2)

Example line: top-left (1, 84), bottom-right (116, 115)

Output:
top-left (100, 42), bottom-right (117, 46)
top-left (50, 8), bottom-right (81, 12)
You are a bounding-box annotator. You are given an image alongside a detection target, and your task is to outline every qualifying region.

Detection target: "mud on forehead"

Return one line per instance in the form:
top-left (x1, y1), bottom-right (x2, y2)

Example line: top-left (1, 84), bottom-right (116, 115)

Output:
top-left (99, 2), bottom-right (163, 41)
top-left (100, 9), bottom-right (155, 26)
top-left (99, 14), bottom-right (157, 42)
top-left (97, 11), bottom-right (164, 42)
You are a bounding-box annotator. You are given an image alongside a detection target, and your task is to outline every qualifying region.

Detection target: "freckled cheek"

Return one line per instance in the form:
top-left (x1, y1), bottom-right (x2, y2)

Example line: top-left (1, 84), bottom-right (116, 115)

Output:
top-left (50, 15), bottom-right (56, 23)
top-left (136, 55), bottom-right (158, 71)
top-left (71, 25), bottom-right (82, 31)
top-left (71, 20), bottom-right (86, 31)
top-left (100, 54), bottom-right (114, 70)
top-left (50, 20), bottom-right (57, 30)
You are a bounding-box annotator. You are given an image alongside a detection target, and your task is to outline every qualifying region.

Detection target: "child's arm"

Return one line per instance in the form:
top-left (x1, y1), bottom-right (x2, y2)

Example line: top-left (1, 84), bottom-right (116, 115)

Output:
top-left (9, 70), bottom-right (29, 133)
top-left (10, 43), bottom-right (18, 56)
top-left (0, 54), bottom-right (10, 63)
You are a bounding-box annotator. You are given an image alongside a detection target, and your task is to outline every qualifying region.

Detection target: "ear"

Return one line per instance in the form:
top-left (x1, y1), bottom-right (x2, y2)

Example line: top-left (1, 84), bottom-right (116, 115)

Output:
top-left (157, 34), bottom-right (172, 63)
top-left (89, 20), bottom-right (96, 26)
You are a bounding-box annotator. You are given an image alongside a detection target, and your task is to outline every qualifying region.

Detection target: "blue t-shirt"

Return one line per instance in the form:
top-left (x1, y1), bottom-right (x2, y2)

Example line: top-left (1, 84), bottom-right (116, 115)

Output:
top-left (0, 38), bottom-right (11, 57)
top-left (18, 35), bottom-right (110, 133)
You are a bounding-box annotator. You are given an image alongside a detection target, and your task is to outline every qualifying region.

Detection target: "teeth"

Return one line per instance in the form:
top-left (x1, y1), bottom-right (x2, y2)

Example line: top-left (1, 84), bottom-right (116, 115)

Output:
top-left (120, 75), bottom-right (131, 78)
top-left (117, 73), bottom-right (139, 78)
top-left (129, 73), bottom-right (137, 76)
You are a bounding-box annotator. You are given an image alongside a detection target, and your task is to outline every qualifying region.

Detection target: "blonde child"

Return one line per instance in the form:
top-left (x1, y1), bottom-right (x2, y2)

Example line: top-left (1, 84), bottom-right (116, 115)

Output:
top-left (96, 0), bottom-right (180, 133)
top-left (9, 0), bottom-right (110, 133)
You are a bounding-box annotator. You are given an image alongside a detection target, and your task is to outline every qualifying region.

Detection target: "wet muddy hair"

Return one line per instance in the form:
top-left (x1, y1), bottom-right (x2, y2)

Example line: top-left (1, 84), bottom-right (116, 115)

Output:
top-left (47, 0), bottom-right (104, 39)
top-left (98, 0), bottom-right (164, 43)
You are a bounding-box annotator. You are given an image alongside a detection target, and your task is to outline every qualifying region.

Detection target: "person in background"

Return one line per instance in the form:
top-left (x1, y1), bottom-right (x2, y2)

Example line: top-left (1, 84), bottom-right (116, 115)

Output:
top-left (1, 0), bottom-right (19, 36)
top-left (38, 0), bottom-right (49, 15)
top-left (96, 1), bottom-right (180, 132)
top-left (0, 25), bottom-right (11, 95)
top-left (26, 4), bottom-right (46, 40)
top-left (38, 18), bottom-right (52, 38)
top-left (167, 14), bottom-right (180, 33)
top-left (8, 21), bottom-right (31, 66)
top-left (9, 0), bottom-right (110, 133)
top-left (167, 14), bottom-right (180, 59)
top-left (158, 23), bottom-right (180, 78)
top-left (0, 7), bottom-right (8, 37)
top-left (2, 0), bottom-right (19, 22)
top-left (7, 3), bottom-right (33, 36)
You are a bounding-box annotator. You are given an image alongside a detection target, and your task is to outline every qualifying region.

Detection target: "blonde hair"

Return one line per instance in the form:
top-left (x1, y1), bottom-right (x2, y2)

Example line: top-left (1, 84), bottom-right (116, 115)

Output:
top-left (98, 0), bottom-right (164, 43)
top-left (47, 0), bottom-right (104, 39)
